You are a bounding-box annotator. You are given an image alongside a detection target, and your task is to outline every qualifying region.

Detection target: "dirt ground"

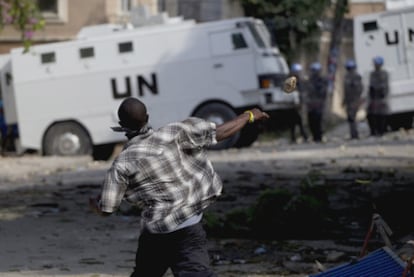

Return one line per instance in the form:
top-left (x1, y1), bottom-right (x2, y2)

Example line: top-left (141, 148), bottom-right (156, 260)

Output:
top-left (1, 122), bottom-right (414, 277)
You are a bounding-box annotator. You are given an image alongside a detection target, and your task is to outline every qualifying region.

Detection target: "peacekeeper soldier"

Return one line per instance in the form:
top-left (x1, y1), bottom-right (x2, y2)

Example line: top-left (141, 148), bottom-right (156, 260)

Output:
top-left (343, 59), bottom-right (363, 139)
top-left (367, 56), bottom-right (389, 136)
top-left (306, 62), bottom-right (328, 142)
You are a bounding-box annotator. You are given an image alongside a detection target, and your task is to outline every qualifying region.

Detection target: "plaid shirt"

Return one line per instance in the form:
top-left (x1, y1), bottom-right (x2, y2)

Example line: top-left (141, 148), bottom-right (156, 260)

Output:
top-left (101, 117), bottom-right (223, 233)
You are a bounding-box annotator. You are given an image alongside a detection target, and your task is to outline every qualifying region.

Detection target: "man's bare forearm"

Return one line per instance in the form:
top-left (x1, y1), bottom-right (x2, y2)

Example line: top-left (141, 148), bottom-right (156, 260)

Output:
top-left (216, 108), bottom-right (269, 142)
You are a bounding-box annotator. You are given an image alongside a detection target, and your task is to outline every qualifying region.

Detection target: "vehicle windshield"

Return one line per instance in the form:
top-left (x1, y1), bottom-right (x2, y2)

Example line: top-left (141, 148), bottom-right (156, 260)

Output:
top-left (246, 21), bottom-right (272, 49)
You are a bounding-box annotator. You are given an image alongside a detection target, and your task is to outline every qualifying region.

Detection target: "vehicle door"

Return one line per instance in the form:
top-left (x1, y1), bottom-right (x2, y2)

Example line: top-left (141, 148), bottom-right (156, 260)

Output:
top-left (208, 28), bottom-right (256, 96)
top-left (380, 10), bottom-right (414, 81)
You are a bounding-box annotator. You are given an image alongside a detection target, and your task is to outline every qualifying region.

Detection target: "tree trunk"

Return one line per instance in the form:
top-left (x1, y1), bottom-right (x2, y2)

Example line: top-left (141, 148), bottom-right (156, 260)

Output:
top-left (326, 0), bottom-right (348, 122)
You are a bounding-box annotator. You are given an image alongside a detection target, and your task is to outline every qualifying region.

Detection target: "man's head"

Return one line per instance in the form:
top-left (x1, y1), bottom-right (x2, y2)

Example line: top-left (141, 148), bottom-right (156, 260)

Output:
top-left (310, 62), bottom-right (322, 75)
top-left (290, 63), bottom-right (302, 74)
top-left (117, 97), bottom-right (148, 130)
top-left (345, 59), bottom-right (356, 71)
top-left (373, 56), bottom-right (384, 70)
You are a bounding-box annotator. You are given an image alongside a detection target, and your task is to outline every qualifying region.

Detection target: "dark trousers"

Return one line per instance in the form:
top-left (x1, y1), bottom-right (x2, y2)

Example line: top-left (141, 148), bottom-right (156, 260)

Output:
top-left (290, 110), bottom-right (308, 142)
top-left (308, 111), bottom-right (323, 142)
top-left (347, 114), bottom-right (359, 139)
top-left (131, 222), bottom-right (216, 277)
top-left (367, 113), bottom-right (387, 136)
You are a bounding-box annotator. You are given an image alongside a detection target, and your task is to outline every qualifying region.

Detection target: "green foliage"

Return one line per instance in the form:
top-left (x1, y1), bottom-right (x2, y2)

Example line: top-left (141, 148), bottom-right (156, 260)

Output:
top-left (249, 188), bottom-right (293, 237)
top-left (203, 212), bottom-right (224, 236)
top-left (0, 0), bottom-right (45, 51)
top-left (238, 0), bottom-right (332, 62)
top-left (223, 208), bottom-right (252, 236)
top-left (250, 187), bottom-right (332, 239)
top-left (205, 169), bottom-right (335, 239)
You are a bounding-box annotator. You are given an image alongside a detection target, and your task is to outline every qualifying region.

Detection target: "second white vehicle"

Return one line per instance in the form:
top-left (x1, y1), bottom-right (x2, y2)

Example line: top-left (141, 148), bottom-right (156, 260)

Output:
top-left (353, 6), bottom-right (414, 130)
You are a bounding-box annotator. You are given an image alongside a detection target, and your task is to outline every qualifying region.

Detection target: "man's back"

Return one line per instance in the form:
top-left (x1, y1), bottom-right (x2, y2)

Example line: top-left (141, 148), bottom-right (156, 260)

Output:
top-left (344, 71), bottom-right (363, 106)
top-left (368, 70), bottom-right (389, 115)
top-left (102, 117), bottom-right (223, 233)
top-left (369, 70), bottom-right (388, 99)
top-left (306, 74), bottom-right (328, 112)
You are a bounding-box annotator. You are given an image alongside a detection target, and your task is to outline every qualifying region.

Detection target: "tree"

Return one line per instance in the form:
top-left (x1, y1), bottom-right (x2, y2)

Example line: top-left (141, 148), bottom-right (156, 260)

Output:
top-left (238, 0), bottom-right (332, 63)
top-left (0, 0), bottom-right (44, 51)
top-left (326, 0), bottom-right (348, 94)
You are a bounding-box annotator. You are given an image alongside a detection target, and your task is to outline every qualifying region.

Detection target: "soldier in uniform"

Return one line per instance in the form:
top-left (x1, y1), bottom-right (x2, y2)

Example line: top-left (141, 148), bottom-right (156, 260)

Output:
top-left (306, 62), bottom-right (328, 142)
top-left (343, 59), bottom-right (363, 139)
top-left (288, 63), bottom-right (308, 143)
top-left (367, 56), bottom-right (389, 136)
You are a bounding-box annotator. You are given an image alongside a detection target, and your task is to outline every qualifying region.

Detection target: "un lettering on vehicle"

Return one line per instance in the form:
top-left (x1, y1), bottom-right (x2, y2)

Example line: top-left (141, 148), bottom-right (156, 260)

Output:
top-left (111, 73), bottom-right (158, 99)
top-left (385, 28), bottom-right (414, 45)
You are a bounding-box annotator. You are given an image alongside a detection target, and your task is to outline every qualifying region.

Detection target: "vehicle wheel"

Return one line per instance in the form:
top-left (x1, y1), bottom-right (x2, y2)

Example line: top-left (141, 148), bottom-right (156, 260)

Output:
top-left (388, 113), bottom-right (413, 131)
top-left (235, 123), bottom-right (259, 148)
top-left (43, 122), bottom-right (93, 156)
top-left (93, 143), bottom-right (116, 161)
top-left (194, 103), bottom-right (239, 150)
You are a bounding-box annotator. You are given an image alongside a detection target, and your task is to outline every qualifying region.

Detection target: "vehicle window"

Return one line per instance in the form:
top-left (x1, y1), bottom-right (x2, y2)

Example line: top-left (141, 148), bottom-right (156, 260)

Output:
top-left (79, 47), bottom-right (95, 59)
top-left (256, 22), bottom-right (273, 47)
top-left (232, 33), bottom-right (248, 49)
top-left (363, 21), bottom-right (378, 32)
top-left (41, 52), bottom-right (56, 64)
top-left (5, 72), bottom-right (12, 86)
top-left (246, 22), bottom-right (266, 48)
top-left (118, 41), bottom-right (133, 53)
top-left (210, 31), bottom-right (243, 56)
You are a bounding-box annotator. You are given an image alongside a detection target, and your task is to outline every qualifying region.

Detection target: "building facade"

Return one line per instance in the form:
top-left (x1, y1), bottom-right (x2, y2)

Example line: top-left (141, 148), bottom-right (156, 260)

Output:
top-left (158, 0), bottom-right (243, 22)
top-left (0, 0), bottom-right (159, 54)
top-left (0, 0), bottom-right (244, 54)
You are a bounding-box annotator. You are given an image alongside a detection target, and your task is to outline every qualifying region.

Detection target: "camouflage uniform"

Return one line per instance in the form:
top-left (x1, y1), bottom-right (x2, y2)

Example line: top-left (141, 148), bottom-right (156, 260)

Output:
top-left (343, 70), bottom-right (363, 139)
top-left (367, 69), bottom-right (389, 136)
top-left (306, 72), bottom-right (328, 142)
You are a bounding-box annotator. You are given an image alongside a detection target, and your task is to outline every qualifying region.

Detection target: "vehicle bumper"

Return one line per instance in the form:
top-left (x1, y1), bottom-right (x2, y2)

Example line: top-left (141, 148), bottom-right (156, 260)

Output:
top-left (259, 88), bottom-right (299, 111)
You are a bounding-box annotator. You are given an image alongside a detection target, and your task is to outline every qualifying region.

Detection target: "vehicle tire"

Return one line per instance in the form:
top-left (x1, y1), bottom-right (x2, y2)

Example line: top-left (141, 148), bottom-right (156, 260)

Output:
top-left (93, 143), bottom-right (116, 161)
top-left (388, 113), bottom-right (413, 131)
top-left (235, 123), bottom-right (259, 148)
top-left (193, 103), bottom-right (239, 150)
top-left (43, 122), bottom-right (93, 157)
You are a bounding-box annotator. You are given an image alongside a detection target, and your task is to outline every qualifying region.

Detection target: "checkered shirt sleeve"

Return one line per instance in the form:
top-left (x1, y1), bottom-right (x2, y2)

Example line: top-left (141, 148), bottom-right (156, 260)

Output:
top-left (100, 117), bottom-right (223, 233)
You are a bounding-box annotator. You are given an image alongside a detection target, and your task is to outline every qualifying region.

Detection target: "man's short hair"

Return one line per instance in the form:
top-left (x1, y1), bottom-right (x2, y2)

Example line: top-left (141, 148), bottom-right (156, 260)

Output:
top-left (118, 97), bottom-right (147, 130)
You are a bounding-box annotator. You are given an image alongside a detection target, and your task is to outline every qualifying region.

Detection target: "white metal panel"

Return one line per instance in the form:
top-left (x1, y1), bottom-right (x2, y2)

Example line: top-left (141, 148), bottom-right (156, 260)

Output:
top-left (380, 11), bottom-right (410, 80)
top-left (354, 13), bottom-right (385, 78)
top-left (354, 7), bottom-right (414, 114)
top-left (401, 9), bottom-right (414, 78)
top-left (8, 17), bottom-right (290, 151)
top-left (386, 0), bottom-right (414, 10)
top-left (209, 30), bottom-right (257, 96)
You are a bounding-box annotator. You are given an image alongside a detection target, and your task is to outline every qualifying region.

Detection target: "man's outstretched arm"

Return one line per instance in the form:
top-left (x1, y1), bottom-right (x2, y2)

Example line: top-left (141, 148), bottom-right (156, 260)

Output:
top-left (215, 108), bottom-right (269, 142)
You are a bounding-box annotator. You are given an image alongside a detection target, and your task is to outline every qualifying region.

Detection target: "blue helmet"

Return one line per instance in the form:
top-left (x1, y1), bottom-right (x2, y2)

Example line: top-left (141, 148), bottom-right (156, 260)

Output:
top-left (310, 62), bottom-right (322, 72)
top-left (345, 59), bottom-right (356, 69)
top-left (373, 56), bottom-right (384, 65)
top-left (290, 63), bottom-right (302, 73)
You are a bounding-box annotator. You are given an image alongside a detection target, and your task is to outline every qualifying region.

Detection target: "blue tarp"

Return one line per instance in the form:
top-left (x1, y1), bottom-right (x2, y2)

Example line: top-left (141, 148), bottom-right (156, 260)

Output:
top-left (309, 247), bottom-right (411, 277)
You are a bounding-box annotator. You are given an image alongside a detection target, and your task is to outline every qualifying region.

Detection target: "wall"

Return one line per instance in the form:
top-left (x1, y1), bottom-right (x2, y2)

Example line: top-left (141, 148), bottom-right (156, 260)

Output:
top-left (346, 2), bottom-right (386, 17)
top-left (1, 0), bottom-right (105, 44)
top-left (0, 0), bottom-right (159, 54)
top-left (159, 0), bottom-right (244, 22)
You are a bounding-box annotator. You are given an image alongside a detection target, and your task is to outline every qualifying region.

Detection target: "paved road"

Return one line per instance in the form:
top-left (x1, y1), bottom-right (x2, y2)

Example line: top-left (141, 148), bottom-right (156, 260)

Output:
top-left (1, 123), bottom-right (414, 276)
